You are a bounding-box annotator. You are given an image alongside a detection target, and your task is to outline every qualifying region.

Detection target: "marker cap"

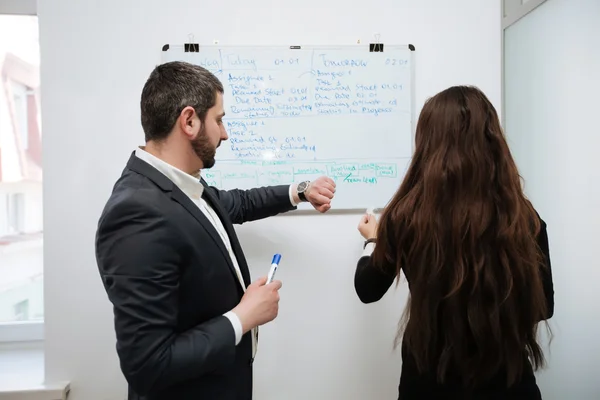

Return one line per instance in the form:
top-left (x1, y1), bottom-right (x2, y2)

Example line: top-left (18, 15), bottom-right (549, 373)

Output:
top-left (272, 253), bottom-right (282, 265)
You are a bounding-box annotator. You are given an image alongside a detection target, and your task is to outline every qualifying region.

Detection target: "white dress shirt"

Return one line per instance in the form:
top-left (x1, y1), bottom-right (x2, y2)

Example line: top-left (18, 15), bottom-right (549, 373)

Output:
top-left (135, 147), bottom-right (299, 359)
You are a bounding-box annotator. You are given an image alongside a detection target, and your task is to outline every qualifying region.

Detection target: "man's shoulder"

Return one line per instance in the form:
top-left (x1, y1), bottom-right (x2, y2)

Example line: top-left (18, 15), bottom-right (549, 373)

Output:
top-left (99, 169), bottom-right (168, 225)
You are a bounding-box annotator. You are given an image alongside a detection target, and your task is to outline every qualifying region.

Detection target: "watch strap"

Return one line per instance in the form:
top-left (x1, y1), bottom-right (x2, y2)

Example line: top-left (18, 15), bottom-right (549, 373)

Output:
top-left (298, 190), bottom-right (307, 202)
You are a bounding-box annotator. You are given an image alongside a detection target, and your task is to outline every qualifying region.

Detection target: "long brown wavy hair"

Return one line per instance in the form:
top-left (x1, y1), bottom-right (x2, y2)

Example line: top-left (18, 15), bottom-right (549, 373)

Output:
top-left (372, 85), bottom-right (549, 389)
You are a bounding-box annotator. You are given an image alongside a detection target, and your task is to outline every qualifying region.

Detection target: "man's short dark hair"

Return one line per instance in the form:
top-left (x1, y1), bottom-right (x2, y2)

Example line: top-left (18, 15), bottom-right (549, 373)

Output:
top-left (140, 61), bottom-right (224, 142)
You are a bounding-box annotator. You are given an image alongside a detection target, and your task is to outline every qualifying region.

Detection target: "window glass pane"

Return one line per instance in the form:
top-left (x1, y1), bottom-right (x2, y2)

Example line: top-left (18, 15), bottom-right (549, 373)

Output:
top-left (0, 14), bottom-right (43, 323)
top-left (10, 81), bottom-right (29, 150)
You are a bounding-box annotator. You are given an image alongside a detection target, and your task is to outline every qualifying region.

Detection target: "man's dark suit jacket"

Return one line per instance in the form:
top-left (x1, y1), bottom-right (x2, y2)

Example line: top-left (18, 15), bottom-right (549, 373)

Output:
top-left (95, 152), bottom-right (296, 400)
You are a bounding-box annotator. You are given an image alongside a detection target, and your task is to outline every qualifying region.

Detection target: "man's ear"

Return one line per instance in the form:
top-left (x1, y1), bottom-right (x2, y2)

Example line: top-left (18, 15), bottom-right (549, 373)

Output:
top-left (180, 106), bottom-right (197, 137)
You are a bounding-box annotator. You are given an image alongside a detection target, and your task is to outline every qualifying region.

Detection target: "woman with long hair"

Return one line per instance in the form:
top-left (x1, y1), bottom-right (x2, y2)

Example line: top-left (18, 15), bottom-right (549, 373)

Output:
top-left (355, 86), bottom-right (554, 399)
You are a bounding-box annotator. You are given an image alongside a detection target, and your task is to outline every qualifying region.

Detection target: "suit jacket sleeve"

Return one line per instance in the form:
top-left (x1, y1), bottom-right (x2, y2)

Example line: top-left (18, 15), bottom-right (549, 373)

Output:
top-left (95, 194), bottom-right (236, 396)
top-left (206, 183), bottom-right (297, 224)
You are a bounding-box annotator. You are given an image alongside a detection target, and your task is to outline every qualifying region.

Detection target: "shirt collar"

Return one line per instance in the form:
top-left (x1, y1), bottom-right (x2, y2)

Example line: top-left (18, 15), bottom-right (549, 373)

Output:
top-left (134, 146), bottom-right (204, 200)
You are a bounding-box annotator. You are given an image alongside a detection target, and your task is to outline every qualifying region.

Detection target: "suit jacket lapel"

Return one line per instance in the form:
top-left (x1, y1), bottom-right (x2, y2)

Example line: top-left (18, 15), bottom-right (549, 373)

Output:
top-left (170, 187), bottom-right (248, 290)
top-left (126, 152), bottom-right (245, 291)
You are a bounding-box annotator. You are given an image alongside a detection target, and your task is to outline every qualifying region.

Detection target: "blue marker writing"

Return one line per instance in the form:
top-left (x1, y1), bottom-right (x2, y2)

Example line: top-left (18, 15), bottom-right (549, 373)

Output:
top-left (266, 254), bottom-right (282, 284)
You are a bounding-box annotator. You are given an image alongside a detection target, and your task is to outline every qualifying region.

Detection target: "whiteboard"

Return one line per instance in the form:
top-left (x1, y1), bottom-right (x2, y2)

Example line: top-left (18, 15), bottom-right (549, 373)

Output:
top-left (161, 44), bottom-right (415, 210)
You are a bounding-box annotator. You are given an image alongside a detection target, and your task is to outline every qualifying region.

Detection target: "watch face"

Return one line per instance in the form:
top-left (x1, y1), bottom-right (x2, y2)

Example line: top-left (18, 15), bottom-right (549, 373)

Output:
top-left (297, 181), bottom-right (308, 192)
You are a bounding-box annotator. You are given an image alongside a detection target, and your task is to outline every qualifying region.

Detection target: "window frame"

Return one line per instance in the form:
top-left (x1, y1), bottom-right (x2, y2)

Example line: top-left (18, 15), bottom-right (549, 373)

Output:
top-left (0, 0), bottom-right (36, 16)
top-left (0, 320), bottom-right (43, 342)
top-left (0, 0), bottom-right (42, 344)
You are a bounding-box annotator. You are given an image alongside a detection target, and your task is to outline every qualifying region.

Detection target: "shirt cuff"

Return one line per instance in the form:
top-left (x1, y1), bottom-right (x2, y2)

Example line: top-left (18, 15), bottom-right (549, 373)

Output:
top-left (362, 242), bottom-right (376, 257)
top-left (223, 311), bottom-right (243, 345)
top-left (289, 184), bottom-right (300, 206)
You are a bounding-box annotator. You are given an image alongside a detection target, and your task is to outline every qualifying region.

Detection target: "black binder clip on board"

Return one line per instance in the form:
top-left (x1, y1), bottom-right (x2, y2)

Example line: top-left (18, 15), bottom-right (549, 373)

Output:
top-left (185, 33), bottom-right (199, 52)
top-left (368, 33), bottom-right (416, 53)
top-left (162, 33), bottom-right (199, 53)
top-left (370, 33), bottom-right (384, 52)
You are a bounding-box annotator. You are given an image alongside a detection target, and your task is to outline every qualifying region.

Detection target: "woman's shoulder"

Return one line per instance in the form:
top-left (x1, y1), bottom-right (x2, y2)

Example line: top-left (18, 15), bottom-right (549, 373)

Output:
top-left (529, 206), bottom-right (549, 245)
top-left (529, 204), bottom-right (547, 229)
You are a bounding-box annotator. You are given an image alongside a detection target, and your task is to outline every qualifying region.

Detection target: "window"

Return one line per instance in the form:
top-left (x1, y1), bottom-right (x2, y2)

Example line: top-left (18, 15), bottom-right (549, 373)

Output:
top-left (13, 299), bottom-right (29, 321)
top-left (0, 13), bottom-right (43, 342)
top-left (7, 193), bottom-right (26, 233)
top-left (10, 81), bottom-right (30, 150)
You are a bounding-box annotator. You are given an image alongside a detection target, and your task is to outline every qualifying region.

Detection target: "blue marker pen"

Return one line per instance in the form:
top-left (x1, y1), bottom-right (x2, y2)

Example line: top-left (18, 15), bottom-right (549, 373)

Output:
top-left (266, 253), bottom-right (282, 284)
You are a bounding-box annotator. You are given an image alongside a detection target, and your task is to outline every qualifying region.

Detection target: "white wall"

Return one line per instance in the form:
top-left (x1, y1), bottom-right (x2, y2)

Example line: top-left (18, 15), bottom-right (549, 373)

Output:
top-left (38, 1), bottom-right (501, 399)
top-left (504, 0), bottom-right (600, 398)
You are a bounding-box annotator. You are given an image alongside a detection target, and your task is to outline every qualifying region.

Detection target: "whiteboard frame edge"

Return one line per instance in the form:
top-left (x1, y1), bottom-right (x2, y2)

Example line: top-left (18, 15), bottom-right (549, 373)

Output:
top-left (282, 208), bottom-right (384, 216)
top-left (161, 44), bottom-right (415, 52)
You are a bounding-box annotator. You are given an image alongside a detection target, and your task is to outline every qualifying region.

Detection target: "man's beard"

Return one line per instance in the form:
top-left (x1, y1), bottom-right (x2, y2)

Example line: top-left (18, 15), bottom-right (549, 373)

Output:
top-left (191, 129), bottom-right (218, 169)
